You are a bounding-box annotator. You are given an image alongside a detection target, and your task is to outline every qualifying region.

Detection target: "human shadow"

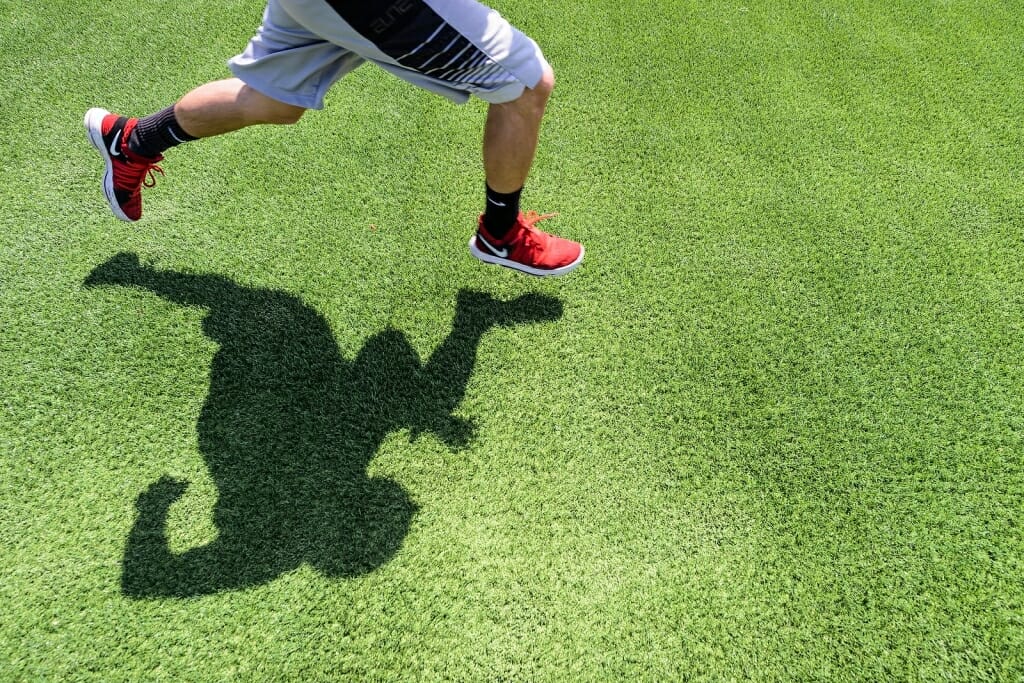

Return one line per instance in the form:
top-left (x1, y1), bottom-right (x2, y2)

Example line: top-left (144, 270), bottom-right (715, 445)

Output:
top-left (84, 252), bottom-right (562, 598)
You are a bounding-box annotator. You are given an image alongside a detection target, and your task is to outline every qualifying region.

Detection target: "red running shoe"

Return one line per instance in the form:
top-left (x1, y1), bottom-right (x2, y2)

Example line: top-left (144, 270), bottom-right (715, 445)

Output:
top-left (84, 108), bottom-right (164, 222)
top-left (469, 211), bottom-right (584, 277)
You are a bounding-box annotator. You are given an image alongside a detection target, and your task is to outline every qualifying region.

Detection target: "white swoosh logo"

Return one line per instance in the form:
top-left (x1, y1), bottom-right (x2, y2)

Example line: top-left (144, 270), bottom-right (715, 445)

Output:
top-left (477, 233), bottom-right (509, 258)
top-left (486, 197), bottom-right (507, 207)
top-left (109, 130), bottom-right (122, 157)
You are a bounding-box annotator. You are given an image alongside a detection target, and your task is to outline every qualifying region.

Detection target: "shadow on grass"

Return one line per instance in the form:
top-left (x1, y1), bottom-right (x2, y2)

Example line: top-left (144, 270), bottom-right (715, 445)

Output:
top-left (84, 252), bottom-right (562, 598)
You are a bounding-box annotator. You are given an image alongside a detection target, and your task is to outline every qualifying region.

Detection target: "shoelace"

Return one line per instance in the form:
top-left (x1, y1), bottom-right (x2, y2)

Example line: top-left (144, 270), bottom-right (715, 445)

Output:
top-left (514, 211), bottom-right (559, 252)
top-left (141, 164), bottom-right (165, 189)
top-left (114, 158), bottom-right (164, 192)
top-left (479, 211), bottom-right (559, 252)
top-left (520, 210), bottom-right (558, 227)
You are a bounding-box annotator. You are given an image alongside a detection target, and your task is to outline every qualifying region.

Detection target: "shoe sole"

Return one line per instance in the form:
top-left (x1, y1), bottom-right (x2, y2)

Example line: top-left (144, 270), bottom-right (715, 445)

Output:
top-left (469, 238), bottom-right (584, 277)
top-left (83, 107), bottom-right (133, 222)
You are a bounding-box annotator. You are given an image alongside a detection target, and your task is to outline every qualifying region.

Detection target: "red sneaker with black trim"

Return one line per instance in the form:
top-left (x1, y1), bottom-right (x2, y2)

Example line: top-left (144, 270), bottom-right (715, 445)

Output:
top-left (84, 108), bottom-right (164, 222)
top-left (469, 211), bottom-right (584, 277)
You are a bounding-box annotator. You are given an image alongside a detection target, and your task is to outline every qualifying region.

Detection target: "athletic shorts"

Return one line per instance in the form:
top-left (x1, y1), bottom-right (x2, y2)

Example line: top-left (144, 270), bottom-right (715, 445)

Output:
top-left (228, 0), bottom-right (550, 109)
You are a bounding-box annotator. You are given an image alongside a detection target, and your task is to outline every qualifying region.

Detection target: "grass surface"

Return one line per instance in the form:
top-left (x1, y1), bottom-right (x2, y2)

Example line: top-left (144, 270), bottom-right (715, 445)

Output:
top-left (2, 0), bottom-right (1023, 680)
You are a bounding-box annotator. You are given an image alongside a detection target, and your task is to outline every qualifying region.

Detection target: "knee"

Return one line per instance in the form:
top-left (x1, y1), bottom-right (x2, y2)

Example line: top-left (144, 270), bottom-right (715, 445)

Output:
top-left (531, 63), bottom-right (555, 101)
top-left (510, 63), bottom-right (554, 117)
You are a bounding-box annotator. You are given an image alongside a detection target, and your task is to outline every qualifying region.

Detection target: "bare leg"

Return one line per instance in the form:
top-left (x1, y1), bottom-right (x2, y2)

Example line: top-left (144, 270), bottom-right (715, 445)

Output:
top-left (470, 63), bottom-right (582, 275)
top-left (174, 78), bottom-right (307, 139)
top-left (482, 65), bottom-right (555, 193)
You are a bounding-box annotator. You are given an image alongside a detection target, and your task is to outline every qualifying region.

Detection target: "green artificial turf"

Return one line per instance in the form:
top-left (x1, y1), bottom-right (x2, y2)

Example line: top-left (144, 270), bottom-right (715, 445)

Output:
top-left (1, 0), bottom-right (1022, 679)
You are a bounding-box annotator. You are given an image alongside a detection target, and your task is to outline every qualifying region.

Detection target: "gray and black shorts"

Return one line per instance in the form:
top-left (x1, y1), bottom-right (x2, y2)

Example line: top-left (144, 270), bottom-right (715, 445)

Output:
top-left (228, 0), bottom-right (550, 109)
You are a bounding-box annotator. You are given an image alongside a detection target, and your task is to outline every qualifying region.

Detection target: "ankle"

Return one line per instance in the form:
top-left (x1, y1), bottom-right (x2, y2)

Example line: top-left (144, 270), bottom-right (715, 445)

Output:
top-left (482, 184), bottom-right (522, 239)
top-left (127, 105), bottom-right (196, 159)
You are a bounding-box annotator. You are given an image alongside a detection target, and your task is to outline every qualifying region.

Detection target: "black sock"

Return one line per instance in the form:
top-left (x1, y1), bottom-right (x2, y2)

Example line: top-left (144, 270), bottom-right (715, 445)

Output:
top-left (482, 184), bottom-right (522, 240)
top-left (127, 105), bottom-right (197, 158)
